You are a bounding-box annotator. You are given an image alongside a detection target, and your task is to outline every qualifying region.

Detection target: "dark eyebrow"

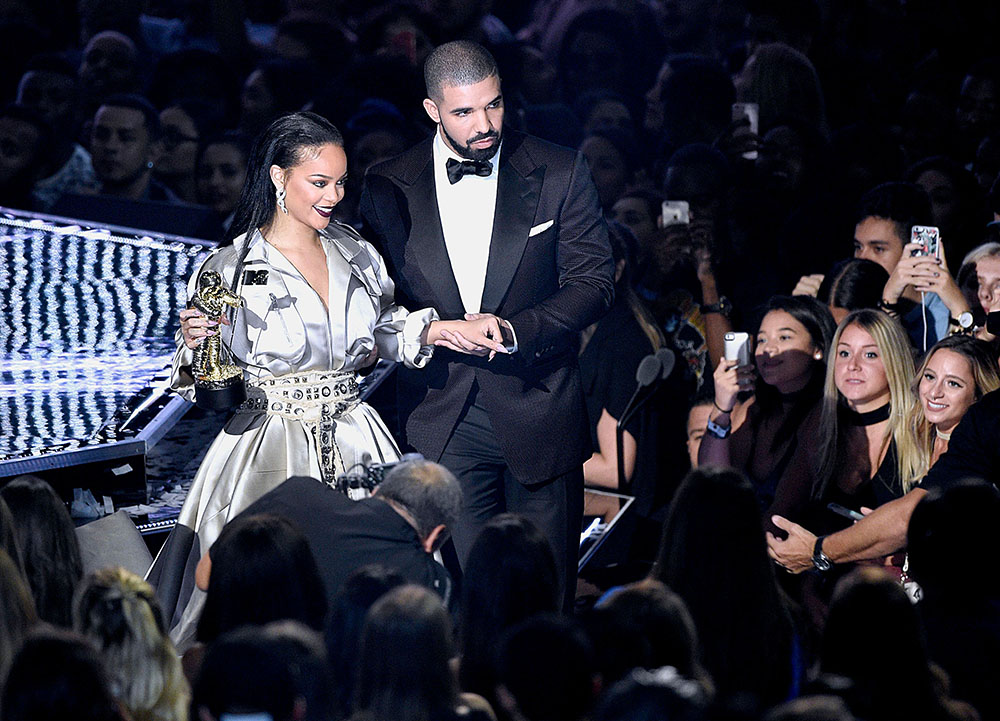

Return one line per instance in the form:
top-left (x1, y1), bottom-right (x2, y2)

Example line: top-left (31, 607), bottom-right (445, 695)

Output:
top-left (449, 93), bottom-right (503, 115)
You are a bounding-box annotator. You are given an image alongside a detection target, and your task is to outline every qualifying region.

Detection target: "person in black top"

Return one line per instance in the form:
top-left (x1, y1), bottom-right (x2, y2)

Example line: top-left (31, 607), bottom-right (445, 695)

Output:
top-left (227, 460), bottom-right (461, 611)
top-left (768, 386), bottom-right (1000, 573)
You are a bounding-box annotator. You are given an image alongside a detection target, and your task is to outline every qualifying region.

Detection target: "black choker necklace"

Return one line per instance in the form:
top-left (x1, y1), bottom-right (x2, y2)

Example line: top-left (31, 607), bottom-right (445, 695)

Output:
top-left (847, 403), bottom-right (891, 426)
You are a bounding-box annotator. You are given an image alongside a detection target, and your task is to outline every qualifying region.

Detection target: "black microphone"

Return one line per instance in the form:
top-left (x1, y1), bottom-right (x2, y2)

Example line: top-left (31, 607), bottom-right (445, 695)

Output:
top-left (615, 353), bottom-right (663, 491)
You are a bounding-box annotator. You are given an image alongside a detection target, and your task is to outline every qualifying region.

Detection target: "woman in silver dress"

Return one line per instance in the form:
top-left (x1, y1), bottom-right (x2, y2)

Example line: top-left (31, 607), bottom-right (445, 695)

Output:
top-left (148, 111), bottom-right (506, 650)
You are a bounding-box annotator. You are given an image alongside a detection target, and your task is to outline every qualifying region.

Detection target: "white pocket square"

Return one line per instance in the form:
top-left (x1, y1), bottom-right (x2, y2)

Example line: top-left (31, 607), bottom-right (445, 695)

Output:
top-left (529, 220), bottom-right (554, 237)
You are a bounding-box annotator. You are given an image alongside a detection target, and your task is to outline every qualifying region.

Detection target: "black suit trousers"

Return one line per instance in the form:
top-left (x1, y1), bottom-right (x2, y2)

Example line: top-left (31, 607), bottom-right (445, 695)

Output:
top-left (439, 384), bottom-right (582, 610)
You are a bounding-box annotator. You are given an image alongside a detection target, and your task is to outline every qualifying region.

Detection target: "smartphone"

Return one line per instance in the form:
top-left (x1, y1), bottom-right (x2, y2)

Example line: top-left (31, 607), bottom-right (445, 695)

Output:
top-left (827, 502), bottom-right (865, 522)
top-left (661, 200), bottom-right (690, 227)
top-left (724, 331), bottom-right (752, 366)
top-left (910, 225), bottom-right (940, 258)
top-left (731, 102), bottom-right (759, 160)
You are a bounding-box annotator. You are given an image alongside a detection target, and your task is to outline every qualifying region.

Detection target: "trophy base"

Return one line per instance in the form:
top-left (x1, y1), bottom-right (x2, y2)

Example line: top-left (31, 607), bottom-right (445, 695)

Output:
top-left (194, 376), bottom-right (247, 411)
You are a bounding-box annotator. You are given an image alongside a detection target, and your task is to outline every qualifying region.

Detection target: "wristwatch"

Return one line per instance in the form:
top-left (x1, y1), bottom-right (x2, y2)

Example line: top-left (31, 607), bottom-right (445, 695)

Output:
top-left (705, 417), bottom-right (731, 439)
top-left (949, 311), bottom-right (974, 334)
top-left (701, 296), bottom-right (732, 318)
top-left (812, 535), bottom-right (833, 572)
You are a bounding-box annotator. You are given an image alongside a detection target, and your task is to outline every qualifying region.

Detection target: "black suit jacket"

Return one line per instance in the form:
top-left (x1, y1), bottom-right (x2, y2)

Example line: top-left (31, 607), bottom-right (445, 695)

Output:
top-left (360, 129), bottom-right (614, 482)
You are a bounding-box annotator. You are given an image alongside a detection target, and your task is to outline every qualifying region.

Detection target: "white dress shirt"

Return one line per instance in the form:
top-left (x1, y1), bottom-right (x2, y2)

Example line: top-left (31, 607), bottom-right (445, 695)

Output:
top-left (432, 129), bottom-right (499, 314)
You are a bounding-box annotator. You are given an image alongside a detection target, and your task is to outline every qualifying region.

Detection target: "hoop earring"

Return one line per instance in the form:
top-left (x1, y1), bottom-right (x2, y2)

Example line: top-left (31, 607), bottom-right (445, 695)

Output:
top-left (276, 186), bottom-right (288, 214)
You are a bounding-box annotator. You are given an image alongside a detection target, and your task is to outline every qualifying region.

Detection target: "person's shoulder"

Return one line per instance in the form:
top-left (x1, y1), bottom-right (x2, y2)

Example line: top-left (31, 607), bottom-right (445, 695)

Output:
top-left (970, 388), bottom-right (1000, 416)
top-left (507, 129), bottom-right (579, 165)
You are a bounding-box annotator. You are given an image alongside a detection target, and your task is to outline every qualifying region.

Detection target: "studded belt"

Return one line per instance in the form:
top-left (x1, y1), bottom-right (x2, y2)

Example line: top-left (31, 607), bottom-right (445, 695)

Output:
top-left (236, 370), bottom-right (359, 485)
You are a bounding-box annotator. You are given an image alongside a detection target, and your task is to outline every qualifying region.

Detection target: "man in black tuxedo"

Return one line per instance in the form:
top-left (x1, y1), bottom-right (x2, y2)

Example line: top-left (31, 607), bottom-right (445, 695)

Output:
top-left (360, 40), bottom-right (614, 605)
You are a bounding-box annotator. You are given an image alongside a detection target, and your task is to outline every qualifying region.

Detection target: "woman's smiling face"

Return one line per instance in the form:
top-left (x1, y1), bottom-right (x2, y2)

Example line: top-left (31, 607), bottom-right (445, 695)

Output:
top-left (918, 348), bottom-right (976, 434)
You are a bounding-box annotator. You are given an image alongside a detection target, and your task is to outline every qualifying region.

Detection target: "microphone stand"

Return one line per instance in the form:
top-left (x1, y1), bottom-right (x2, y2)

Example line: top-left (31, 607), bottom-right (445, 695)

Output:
top-left (615, 349), bottom-right (676, 492)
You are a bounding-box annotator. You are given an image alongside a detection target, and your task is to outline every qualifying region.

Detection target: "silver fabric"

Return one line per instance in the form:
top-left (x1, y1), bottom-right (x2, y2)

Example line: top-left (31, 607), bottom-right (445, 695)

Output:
top-left (158, 222), bottom-right (437, 651)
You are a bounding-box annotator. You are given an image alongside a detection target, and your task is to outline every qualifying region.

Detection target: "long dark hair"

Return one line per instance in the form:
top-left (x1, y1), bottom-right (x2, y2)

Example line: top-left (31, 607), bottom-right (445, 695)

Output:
top-left (651, 467), bottom-right (795, 705)
top-left (353, 585), bottom-right (459, 721)
top-left (753, 294), bottom-right (836, 454)
top-left (196, 513), bottom-right (327, 644)
top-left (223, 110), bottom-right (344, 247)
top-left (458, 514), bottom-right (560, 703)
top-left (0, 476), bottom-right (82, 627)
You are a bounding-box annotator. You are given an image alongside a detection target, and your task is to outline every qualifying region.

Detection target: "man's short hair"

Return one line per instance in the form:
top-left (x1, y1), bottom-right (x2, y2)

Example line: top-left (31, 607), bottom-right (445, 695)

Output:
top-left (855, 181), bottom-right (932, 246)
top-left (97, 93), bottom-right (161, 139)
top-left (376, 460), bottom-right (462, 539)
top-left (424, 40), bottom-right (498, 102)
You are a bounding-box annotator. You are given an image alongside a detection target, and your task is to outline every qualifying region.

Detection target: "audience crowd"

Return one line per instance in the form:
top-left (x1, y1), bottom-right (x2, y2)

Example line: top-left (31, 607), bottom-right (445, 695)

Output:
top-left (4, 0), bottom-right (1000, 719)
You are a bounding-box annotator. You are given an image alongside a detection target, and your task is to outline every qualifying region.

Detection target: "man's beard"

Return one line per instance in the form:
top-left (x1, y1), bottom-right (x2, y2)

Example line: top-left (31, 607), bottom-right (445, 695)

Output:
top-left (441, 123), bottom-right (501, 162)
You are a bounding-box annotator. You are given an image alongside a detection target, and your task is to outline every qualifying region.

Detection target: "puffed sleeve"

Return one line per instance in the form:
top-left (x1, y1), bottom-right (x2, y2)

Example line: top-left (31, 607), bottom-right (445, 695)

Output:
top-left (362, 239), bottom-right (438, 368)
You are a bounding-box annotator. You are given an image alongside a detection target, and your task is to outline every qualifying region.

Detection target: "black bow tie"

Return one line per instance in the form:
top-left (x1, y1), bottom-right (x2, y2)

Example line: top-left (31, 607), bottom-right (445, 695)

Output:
top-left (446, 158), bottom-right (492, 184)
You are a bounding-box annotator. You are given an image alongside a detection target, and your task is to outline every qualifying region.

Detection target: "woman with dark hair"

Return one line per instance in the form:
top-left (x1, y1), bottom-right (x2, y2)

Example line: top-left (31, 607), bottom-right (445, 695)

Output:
top-left (326, 565), bottom-right (406, 720)
top-left (353, 585), bottom-right (492, 721)
top-left (699, 295), bottom-right (836, 520)
top-left (0, 475), bottom-right (82, 627)
top-left (651, 466), bottom-right (798, 707)
top-left (824, 258), bottom-right (890, 324)
top-left (0, 550), bottom-right (36, 693)
top-left (820, 568), bottom-right (977, 721)
top-left (458, 514), bottom-right (560, 710)
top-left (0, 496), bottom-right (24, 574)
top-left (196, 514), bottom-right (327, 645)
top-left (2, 628), bottom-right (127, 721)
top-left (152, 111), bottom-right (503, 649)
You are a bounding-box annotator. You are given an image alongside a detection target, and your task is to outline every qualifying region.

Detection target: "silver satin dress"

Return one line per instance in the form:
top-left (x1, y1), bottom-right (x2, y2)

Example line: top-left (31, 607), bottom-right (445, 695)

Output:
top-left (150, 222), bottom-right (436, 651)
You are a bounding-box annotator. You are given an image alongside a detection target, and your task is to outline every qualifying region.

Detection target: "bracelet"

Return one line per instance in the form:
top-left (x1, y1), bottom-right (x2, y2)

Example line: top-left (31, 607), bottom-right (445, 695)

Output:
top-left (713, 400), bottom-right (734, 414)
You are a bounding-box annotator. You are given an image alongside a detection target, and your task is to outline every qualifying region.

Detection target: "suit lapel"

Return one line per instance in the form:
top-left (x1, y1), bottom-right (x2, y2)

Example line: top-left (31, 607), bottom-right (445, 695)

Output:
top-left (400, 146), bottom-right (466, 317)
top-left (480, 133), bottom-right (542, 314)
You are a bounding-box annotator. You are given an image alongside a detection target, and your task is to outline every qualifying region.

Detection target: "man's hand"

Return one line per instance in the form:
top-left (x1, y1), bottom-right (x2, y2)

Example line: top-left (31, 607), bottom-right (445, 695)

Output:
top-left (766, 515), bottom-right (817, 574)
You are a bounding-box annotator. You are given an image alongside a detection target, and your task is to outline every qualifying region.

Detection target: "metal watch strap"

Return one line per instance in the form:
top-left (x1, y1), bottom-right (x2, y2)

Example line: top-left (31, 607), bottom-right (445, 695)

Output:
top-left (812, 535), bottom-right (833, 571)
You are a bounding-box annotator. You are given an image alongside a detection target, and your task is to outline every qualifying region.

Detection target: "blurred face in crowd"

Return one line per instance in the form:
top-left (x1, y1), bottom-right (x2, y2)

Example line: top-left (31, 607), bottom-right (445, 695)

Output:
top-left (78, 31), bottom-right (138, 97)
top-left (352, 129), bottom-right (408, 181)
top-left (853, 216), bottom-right (905, 275)
top-left (975, 255), bottom-right (1000, 314)
top-left (581, 135), bottom-right (628, 209)
top-left (157, 106), bottom-right (200, 178)
top-left (834, 323), bottom-right (890, 412)
top-left (956, 74), bottom-right (1000, 141)
top-left (686, 402), bottom-right (712, 468)
top-left (918, 348), bottom-right (976, 435)
top-left (90, 104), bottom-right (153, 186)
top-left (270, 143), bottom-right (347, 233)
top-left (423, 74), bottom-right (503, 162)
top-left (585, 99), bottom-right (632, 134)
top-left (563, 29), bottom-right (627, 99)
top-left (197, 142), bottom-right (247, 217)
top-left (914, 169), bottom-right (960, 233)
top-left (611, 196), bottom-right (658, 258)
top-left (17, 70), bottom-right (77, 134)
top-left (755, 310), bottom-right (822, 394)
top-left (240, 69), bottom-right (277, 136)
top-left (0, 117), bottom-right (42, 187)
top-left (756, 125), bottom-right (806, 195)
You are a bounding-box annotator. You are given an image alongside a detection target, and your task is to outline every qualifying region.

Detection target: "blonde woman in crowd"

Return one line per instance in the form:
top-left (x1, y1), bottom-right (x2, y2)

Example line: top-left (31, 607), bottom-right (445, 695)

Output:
top-left (74, 567), bottom-right (189, 721)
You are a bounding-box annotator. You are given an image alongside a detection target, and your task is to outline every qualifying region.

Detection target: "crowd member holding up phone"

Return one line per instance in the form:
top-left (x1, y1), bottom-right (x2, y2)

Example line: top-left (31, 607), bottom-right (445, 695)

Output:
top-left (794, 183), bottom-right (974, 350)
top-left (699, 295), bottom-right (836, 522)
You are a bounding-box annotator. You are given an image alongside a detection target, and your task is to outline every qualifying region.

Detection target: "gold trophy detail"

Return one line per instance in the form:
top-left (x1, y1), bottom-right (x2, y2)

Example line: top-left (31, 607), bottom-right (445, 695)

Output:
top-left (192, 270), bottom-right (247, 410)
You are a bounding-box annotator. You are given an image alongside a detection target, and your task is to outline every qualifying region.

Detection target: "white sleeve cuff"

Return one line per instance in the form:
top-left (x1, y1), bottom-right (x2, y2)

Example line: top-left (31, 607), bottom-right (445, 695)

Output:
top-left (402, 307), bottom-right (439, 368)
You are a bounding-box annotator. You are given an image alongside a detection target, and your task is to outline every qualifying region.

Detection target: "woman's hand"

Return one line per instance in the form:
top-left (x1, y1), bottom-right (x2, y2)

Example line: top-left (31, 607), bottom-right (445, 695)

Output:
top-left (713, 357), bottom-right (754, 413)
top-left (883, 242), bottom-right (951, 304)
top-left (910, 240), bottom-right (972, 318)
top-left (428, 315), bottom-right (509, 358)
top-left (180, 307), bottom-right (230, 350)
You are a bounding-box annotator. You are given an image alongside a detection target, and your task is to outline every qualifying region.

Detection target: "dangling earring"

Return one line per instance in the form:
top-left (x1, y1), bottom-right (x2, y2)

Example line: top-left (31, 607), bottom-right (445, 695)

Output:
top-left (276, 186), bottom-right (288, 214)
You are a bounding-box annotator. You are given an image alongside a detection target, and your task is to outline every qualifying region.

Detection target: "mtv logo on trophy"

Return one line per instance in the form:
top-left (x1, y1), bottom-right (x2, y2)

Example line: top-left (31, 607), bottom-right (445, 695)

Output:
top-left (191, 269), bottom-right (247, 410)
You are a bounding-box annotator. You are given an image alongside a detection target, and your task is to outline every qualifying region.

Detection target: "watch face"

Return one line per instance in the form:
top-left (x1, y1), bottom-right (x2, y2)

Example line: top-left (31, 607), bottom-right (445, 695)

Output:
top-left (959, 311), bottom-right (974, 328)
top-left (813, 554), bottom-right (833, 571)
